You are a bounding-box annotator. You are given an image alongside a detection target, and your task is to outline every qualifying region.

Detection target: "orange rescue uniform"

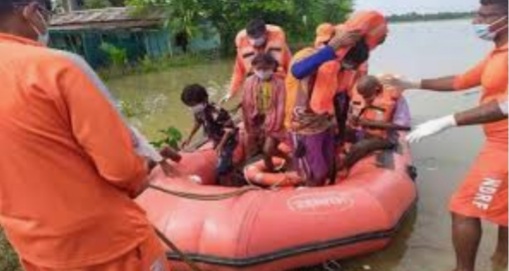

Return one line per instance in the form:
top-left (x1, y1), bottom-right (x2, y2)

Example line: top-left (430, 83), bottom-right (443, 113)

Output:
top-left (229, 25), bottom-right (292, 96)
top-left (284, 48), bottom-right (367, 129)
top-left (0, 34), bottom-right (168, 270)
top-left (450, 43), bottom-right (508, 226)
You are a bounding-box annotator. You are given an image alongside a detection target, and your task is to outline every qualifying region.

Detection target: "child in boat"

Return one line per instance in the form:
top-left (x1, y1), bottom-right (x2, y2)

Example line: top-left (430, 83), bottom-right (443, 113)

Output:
top-left (346, 75), bottom-right (411, 141)
top-left (241, 53), bottom-right (289, 172)
top-left (341, 75), bottom-right (411, 172)
top-left (181, 84), bottom-right (238, 183)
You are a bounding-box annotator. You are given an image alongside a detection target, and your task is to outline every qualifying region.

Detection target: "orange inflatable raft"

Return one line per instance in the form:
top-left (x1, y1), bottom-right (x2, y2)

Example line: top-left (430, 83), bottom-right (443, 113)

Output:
top-left (137, 135), bottom-right (417, 271)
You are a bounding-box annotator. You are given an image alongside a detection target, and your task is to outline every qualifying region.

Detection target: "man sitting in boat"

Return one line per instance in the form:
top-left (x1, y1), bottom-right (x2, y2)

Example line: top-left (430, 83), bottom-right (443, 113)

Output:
top-left (241, 53), bottom-right (289, 172)
top-left (340, 75), bottom-right (411, 173)
top-left (180, 84), bottom-right (238, 185)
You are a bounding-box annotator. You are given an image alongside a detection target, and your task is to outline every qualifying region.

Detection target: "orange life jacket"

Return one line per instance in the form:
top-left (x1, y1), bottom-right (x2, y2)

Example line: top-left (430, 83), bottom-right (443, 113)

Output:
top-left (284, 66), bottom-right (333, 134)
top-left (285, 48), bottom-right (366, 128)
top-left (235, 25), bottom-right (287, 75)
top-left (347, 86), bottom-right (401, 138)
top-left (310, 64), bottom-right (362, 115)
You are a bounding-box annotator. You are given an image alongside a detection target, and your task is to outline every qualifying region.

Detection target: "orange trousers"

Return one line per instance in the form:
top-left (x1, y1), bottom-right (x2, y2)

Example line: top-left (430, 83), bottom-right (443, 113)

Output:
top-left (449, 142), bottom-right (508, 226)
top-left (21, 232), bottom-right (170, 271)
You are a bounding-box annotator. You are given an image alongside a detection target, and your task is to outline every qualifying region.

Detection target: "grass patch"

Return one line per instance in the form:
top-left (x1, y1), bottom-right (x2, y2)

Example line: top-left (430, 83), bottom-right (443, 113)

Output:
top-left (0, 229), bottom-right (21, 271)
top-left (97, 51), bottom-right (222, 81)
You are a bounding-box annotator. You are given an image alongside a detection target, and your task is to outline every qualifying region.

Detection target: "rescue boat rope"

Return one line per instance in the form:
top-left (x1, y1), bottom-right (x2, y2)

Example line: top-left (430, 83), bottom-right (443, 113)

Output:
top-left (148, 184), bottom-right (262, 201)
top-left (154, 227), bottom-right (203, 271)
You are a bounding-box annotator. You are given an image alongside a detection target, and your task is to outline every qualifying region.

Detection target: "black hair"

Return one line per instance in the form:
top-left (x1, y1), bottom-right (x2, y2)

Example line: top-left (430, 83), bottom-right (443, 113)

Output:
top-left (251, 53), bottom-right (278, 70)
top-left (343, 39), bottom-right (370, 67)
top-left (181, 84), bottom-right (209, 106)
top-left (481, 0), bottom-right (508, 8)
top-left (356, 75), bottom-right (381, 96)
top-left (246, 19), bottom-right (267, 38)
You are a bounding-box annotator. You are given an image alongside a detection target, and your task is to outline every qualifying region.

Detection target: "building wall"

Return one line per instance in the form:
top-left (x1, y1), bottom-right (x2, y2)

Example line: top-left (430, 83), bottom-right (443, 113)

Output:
top-left (49, 25), bottom-right (220, 68)
top-left (170, 23), bottom-right (221, 54)
top-left (49, 28), bottom-right (170, 68)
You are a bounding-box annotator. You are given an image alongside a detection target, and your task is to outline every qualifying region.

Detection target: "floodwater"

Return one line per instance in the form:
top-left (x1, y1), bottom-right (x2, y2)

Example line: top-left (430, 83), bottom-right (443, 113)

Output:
top-left (108, 20), bottom-right (504, 271)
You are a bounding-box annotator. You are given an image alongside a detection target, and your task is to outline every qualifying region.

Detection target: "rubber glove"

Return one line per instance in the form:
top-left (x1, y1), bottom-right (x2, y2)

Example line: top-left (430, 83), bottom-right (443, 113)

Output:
top-left (406, 115), bottom-right (457, 143)
top-left (219, 93), bottom-right (232, 104)
top-left (377, 74), bottom-right (421, 91)
top-left (500, 99), bottom-right (508, 115)
top-left (130, 126), bottom-right (164, 162)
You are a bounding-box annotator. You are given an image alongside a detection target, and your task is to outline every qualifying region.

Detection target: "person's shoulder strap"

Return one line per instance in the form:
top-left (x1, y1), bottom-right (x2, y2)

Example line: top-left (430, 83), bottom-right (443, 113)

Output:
top-left (235, 29), bottom-right (248, 47)
top-left (267, 24), bottom-right (287, 42)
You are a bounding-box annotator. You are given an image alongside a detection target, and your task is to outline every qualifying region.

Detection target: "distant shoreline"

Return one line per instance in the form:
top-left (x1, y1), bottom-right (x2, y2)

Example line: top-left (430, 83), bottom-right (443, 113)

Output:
top-left (387, 12), bottom-right (474, 23)
top-left (389, 17), bottom-right (472, 24)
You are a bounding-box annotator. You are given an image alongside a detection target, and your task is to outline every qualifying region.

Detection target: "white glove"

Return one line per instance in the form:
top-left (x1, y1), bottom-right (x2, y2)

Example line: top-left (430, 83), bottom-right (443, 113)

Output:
top-left (500, 99), bottom-right (508, 115)
top-left (129, 126), bottom-right (164, 162)
top-left (219, 93), bottom-right (232, 104)
top-left (377, 73), bottom-right (421, 91)
top-left (406, 115), bottom-right (457, 143)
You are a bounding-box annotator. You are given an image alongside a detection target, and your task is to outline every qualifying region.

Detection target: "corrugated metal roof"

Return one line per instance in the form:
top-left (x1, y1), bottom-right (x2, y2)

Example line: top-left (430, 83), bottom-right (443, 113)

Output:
top-left (50, 7), bottom-right (168, 30)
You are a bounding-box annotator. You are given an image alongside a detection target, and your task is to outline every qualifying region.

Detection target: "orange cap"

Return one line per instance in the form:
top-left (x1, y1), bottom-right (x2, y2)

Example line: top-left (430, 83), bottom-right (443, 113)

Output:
top-left (314, 23), bottom-right (335, 47)
top-left (345, 10), bottom-right (388, 50)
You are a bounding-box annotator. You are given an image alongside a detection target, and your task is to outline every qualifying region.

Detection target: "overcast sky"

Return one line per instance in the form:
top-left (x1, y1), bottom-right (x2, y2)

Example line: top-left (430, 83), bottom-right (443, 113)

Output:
top-left (354, 0), bottom-right (478, 15)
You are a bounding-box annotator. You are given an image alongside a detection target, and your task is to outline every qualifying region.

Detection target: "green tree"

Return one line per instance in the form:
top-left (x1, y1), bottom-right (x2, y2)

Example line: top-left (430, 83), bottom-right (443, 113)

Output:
top-left (108, 0), bottom-right (126, 6)
top-left (126, 0), bottom-right (353, 55)
top-left (83, 0), bottom-right (111, 9)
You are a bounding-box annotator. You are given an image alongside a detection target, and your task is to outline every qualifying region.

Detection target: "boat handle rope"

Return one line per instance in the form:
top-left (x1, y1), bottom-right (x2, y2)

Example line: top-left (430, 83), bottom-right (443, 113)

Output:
top-left (153, 226), bottom-right (203, 271)
top-left (148, 183), bottom-right (262, 201)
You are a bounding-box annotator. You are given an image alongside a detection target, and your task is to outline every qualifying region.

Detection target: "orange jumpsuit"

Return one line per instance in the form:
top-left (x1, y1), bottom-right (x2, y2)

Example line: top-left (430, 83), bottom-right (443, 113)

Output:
top-left (0, 34), bottom-right (168, 270)
top-left (450, 43), bottom-right (508, 226)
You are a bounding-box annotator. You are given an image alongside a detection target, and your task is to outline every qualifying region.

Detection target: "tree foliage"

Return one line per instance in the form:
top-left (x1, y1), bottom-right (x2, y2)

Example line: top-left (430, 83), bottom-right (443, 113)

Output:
top-left (126, 0), bottom-right (353, 54)
top-left (53, 0), bottom-right (126, 11)
top-left (83, 0), bottom-right (112, 9)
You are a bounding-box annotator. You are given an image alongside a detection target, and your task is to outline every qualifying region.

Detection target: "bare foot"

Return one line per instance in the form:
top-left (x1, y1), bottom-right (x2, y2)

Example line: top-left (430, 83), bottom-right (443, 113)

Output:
top-left (338, 168), bottom-right (349, 180)
top-left (159, 161), bottom-right (181, 177)
top-left (491, 252), bottom-right (508, 269)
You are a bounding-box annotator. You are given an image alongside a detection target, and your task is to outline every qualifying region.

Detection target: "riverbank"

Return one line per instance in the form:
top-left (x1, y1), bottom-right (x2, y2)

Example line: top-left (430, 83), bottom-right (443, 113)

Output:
top-left (387, 11), bottom-right (473, 23)
top-left (97, 51), bottom-right (224, 81)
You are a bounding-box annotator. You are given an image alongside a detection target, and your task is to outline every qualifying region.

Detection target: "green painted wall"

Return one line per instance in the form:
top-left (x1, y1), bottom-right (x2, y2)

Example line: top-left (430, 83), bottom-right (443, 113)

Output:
top-left (49, 25), bottom-right (220, 68)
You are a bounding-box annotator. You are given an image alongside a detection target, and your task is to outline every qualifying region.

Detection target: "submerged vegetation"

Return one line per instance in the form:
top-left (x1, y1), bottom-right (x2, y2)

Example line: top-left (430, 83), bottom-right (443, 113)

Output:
top-left (150, 127), bottom-right (183, 150)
